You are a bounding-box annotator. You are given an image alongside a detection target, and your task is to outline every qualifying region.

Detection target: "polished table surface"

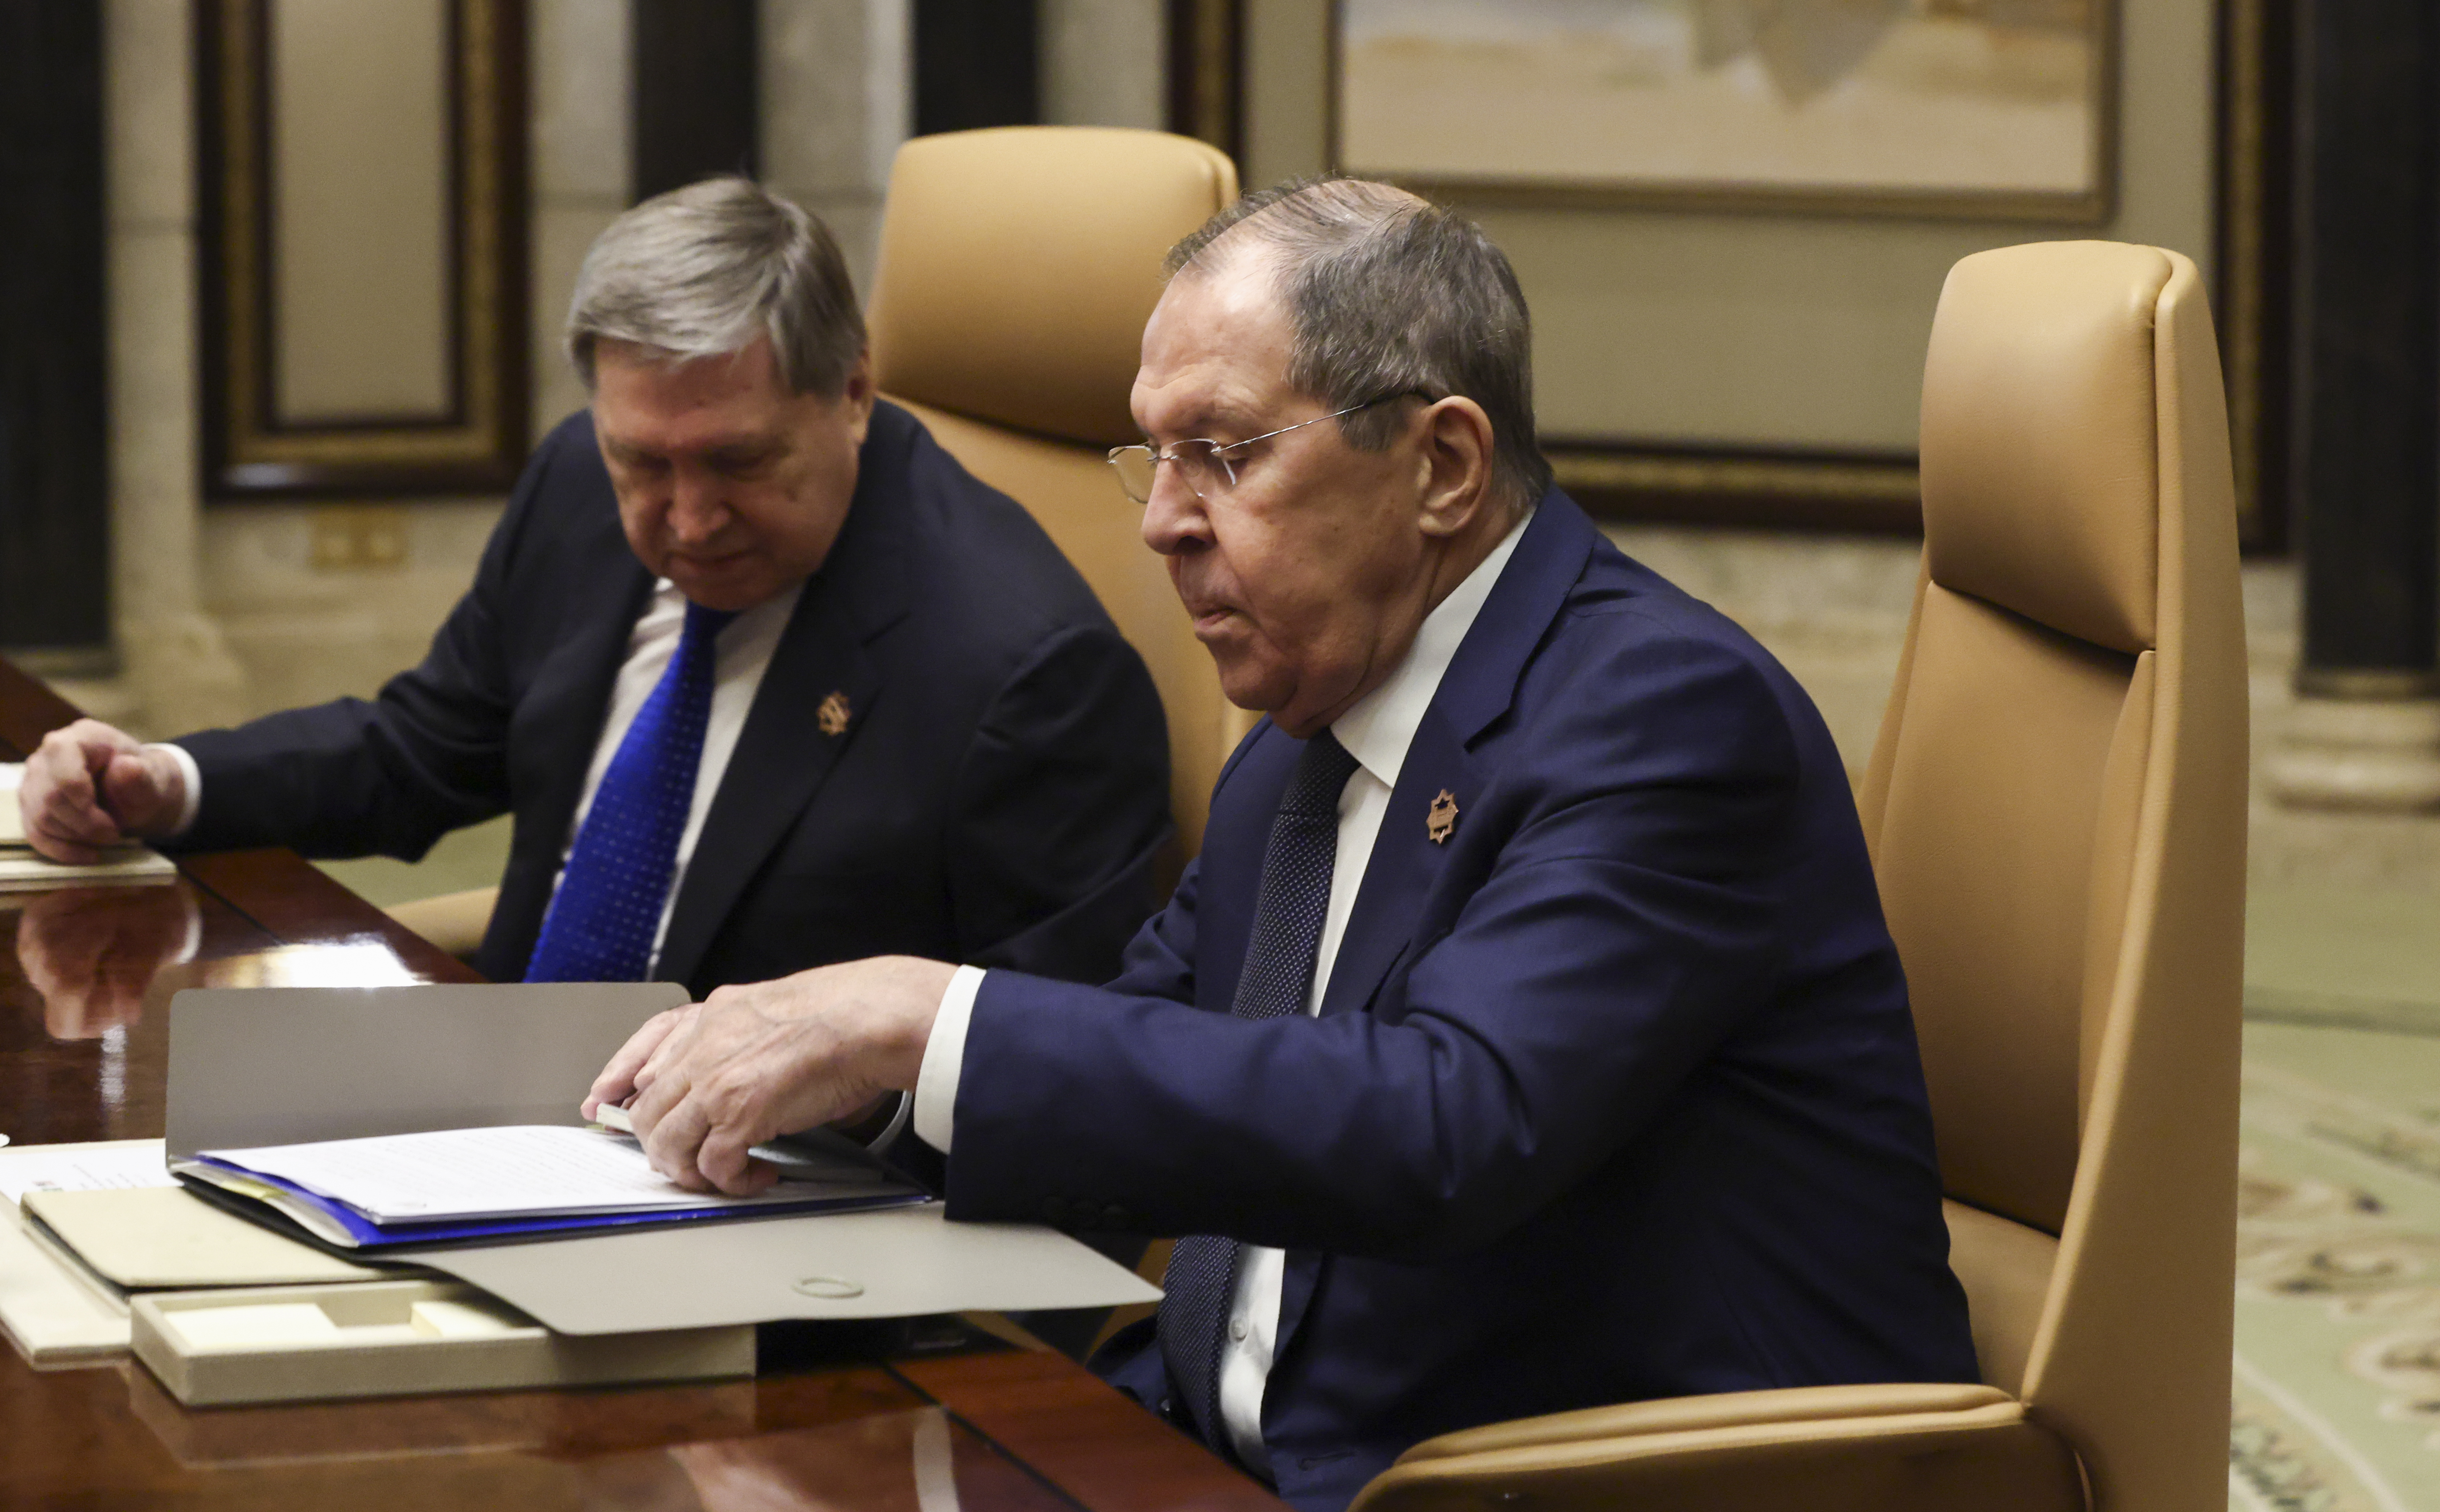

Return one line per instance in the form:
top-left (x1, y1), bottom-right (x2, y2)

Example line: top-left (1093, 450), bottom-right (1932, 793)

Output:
top-left (0, 656), bottom-right (1282, 1512)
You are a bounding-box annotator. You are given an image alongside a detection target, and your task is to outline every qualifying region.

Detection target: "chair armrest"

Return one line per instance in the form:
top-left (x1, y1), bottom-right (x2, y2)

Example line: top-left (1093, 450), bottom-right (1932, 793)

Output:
top-left (1393, 1382), bottom-right (2011, 1462)
top-left (382, 886), bottom-right (499, 962)
top-left (1353, 1387), bottom-right (2083, 1512)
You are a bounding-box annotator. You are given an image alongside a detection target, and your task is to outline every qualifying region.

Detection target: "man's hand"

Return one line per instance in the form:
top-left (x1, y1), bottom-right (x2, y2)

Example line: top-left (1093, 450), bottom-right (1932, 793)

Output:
top-left (19, 884), bottom-right (201, 1040)
top-left (582, 955), bottom-right (954, 1196)
top-left (19, 719), bottom-right (186, 863)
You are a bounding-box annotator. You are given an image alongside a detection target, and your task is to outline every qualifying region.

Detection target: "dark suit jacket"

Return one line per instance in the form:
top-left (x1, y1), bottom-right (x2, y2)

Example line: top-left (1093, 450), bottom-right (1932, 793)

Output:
top-left (172, 401), bottom-right (1173, 995)
top-left (943, 494), bottom-right (1979, 1512)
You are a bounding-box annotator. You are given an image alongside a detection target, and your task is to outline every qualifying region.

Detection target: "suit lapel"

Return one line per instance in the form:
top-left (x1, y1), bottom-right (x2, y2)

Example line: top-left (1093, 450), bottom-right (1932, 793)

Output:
top-left (1313, 494), bottom-right (1596, 1020)
top-left (1315, 707), bottom-right (1476, 1020)
top-left (650, 403), bottom-right (921, 988)
top-left (653, 584), bottom-right (879, 987)
top-left (1275, 493), bottom-right (1598, 1356)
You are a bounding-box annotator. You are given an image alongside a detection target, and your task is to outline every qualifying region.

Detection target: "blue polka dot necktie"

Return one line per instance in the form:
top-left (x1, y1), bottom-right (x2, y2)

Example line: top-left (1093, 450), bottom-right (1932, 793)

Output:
top-left (1157, 729), bottom-right (1359, 1457)
top-left (525, 600), bottom-right (738, 983)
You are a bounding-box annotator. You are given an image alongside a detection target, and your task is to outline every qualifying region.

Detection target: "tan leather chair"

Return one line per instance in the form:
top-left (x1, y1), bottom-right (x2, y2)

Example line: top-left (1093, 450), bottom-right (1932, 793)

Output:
top-left (384, 886), bottom-right (496, 963)
top-left (1352, 243), bottom-right (2247, 1512)
top-left (867, 126), bottom-right (1255, 873)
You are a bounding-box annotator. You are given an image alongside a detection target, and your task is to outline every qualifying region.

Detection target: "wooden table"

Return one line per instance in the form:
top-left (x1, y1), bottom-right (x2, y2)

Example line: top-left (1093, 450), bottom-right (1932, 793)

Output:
top-left (0, 657), bottom-right (1281, 1512)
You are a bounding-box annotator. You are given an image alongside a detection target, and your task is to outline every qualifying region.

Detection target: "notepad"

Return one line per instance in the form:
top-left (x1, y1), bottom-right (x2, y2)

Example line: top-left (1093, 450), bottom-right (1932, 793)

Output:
top-left (0, 1140), bottom-right (180, 1211)
top-left (176, 1125), bottom-right (926, 1249)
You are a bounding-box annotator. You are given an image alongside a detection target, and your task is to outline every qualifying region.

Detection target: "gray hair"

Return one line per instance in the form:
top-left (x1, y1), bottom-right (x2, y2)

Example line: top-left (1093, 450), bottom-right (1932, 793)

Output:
top-left (1164, 176), bottom-right (1552, 511)
top-left (566, 177), bottom-right (864, 396)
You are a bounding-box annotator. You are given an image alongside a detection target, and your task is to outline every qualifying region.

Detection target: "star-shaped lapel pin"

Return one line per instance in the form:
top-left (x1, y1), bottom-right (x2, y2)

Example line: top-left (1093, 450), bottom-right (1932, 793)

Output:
top-left (1427, 789), bottom-right (1459, 845)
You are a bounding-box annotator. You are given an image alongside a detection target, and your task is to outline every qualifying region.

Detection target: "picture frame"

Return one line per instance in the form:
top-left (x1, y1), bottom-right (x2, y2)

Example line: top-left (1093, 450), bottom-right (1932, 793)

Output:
top-left (194, 0), bottom-right (528, 500)
top-left (1329, 0), bottom-right (2120, 224)
top-left (1173, 0), bottom-right (2280, 546)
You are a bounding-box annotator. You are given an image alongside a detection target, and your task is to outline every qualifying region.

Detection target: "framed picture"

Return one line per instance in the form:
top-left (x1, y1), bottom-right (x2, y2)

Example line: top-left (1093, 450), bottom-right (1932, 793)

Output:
top-left (1173, 1), bottom-right (2277, 544)
top-left (1331, 0), bottom-right (2117, 222)
top-left (195, 0), bottom-right (529, 500)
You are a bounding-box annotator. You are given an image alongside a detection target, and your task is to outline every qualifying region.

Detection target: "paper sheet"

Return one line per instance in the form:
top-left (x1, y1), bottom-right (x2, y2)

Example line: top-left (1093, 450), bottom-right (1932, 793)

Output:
top-left (203, 1126), bottom-right (906, 1224)
top-left (0, 1140), bottom-right (177, 1211)
top-left (0, 763), bottom-right (23, 845)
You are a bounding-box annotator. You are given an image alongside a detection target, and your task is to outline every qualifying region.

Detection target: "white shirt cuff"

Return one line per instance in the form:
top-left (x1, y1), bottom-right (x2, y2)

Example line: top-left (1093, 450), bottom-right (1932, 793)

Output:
top-left (913, 965), bottom-right (985, 1152)
top-left (150, 743), bottom-right (203, 838)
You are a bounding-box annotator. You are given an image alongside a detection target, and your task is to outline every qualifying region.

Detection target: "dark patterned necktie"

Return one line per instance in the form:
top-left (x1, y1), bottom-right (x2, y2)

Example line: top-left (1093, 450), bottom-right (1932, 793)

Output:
top-left (1158, 729), bottom-right (1361, 1455)
top-left (526, 600), bottom-right (737, 982)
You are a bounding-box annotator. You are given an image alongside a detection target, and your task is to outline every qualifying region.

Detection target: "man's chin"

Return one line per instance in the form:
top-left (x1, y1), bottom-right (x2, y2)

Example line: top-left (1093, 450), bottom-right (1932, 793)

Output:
top-left (1208, 657), bottom-right (1288, 726)
top-left (667, 563), bottom-right (775, 613)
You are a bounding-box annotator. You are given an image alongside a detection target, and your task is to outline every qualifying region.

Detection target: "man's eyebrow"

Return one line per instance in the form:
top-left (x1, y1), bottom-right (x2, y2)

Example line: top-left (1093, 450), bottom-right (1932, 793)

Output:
top-left (1153, 399), bottom-right (1262, 442)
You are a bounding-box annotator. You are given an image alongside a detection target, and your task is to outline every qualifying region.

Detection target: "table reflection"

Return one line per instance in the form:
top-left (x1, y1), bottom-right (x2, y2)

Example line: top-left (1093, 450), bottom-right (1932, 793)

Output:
top-left (582, 1408), bottom-right (964, 1512)
top-left (15, 883), bottom-right (199, 1039)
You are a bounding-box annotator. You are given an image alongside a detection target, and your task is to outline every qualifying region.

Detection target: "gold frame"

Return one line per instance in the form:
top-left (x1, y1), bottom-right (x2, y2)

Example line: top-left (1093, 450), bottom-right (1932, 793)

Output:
top-left (2212, 0), bottom-right (2285, 548)
top-left (196, 0), bottom-right (528, 499)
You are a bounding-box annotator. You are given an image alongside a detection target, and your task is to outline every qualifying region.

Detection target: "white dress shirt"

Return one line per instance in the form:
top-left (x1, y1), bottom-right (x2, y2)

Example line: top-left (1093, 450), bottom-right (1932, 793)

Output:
top-left (160, 577), bottom-right (801, 976)
top-left (912, 513), bottom-right (1531, 1473)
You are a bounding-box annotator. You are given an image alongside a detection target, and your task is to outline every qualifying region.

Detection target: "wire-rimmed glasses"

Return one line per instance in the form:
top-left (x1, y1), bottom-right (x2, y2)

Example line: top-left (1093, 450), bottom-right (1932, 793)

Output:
top-left (1105, 392), bottom-right (1424, 505)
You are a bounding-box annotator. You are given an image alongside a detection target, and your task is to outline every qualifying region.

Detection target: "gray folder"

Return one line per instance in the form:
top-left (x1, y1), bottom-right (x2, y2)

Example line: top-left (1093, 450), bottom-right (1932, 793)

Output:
top-left (165, 986), bottom-right (1157, 1334)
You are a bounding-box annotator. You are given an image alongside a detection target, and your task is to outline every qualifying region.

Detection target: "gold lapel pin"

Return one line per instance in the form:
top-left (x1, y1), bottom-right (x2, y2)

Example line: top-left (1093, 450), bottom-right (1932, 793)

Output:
top-left (1427, 789), bottom-right (1459, 845)
top-left (817, 690), bottom-right (852, 737)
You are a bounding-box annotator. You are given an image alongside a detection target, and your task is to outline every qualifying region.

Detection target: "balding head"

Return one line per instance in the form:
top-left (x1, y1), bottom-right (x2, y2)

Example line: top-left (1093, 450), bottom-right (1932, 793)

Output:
top-left (1164, 177), bottom-right (1551, 514)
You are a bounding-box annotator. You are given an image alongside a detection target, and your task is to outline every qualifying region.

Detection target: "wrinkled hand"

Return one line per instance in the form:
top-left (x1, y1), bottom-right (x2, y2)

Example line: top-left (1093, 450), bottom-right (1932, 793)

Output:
top-left (582, 955), bottom-right (954, 1196)
top-left (19, 884), bottom-right (201, 1039)
top-left (20, 719), bottom-right (186, 863)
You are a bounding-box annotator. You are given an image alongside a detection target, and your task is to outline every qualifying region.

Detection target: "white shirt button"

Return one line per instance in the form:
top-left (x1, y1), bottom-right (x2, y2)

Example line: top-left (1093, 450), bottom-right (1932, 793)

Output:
top-left (1228, 1316), bottom-right (1249, 1342)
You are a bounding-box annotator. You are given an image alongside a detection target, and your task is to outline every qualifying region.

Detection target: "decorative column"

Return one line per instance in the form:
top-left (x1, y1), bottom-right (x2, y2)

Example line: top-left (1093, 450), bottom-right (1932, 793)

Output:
top-left (2267, 0), bottom-right (2440, 810)
top-left (99, 0), bottom-right (248, 736)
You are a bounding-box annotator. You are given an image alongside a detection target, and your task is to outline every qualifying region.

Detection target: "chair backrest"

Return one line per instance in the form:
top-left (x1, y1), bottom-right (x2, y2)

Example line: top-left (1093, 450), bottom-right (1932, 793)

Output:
top-left (1857, 242), bottom-right (2246, 1511)
top-left (866, 126), bottom-right (1253, 867)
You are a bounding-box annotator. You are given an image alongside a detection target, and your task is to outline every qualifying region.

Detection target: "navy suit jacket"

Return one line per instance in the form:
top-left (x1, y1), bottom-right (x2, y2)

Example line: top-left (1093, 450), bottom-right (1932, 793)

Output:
top-left (944, 494), bottom-right (1978, 1511)
top-left (172, 401), bottom-right (1173, 995)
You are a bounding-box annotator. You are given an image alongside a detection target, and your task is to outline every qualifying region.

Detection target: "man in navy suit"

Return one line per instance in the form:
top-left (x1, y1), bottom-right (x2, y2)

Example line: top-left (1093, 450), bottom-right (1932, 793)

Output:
top-left (585, 177), bottom-right (1978, 1511)
top-left (17, 178), bottom-right (1171, 999)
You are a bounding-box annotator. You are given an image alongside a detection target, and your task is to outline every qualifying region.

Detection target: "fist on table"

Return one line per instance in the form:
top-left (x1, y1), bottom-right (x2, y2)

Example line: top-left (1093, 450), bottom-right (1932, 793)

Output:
top-left (17, 718), bottom-right (186, 864)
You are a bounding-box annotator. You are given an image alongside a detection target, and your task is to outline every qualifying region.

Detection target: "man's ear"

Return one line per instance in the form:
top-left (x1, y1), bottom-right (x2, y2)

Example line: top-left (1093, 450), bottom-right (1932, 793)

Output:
top-left (836, 349), bottom-right (878, 444)
top-left (1414, 396), bottom-right (1496, 539)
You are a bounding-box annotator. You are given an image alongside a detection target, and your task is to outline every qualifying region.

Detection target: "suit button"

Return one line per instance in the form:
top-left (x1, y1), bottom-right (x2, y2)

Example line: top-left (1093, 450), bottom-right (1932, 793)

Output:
top-left (1228, 1317), bottom-right (1249, 1343)
top-left (1102, 1205), bottom-right (1130, 1230)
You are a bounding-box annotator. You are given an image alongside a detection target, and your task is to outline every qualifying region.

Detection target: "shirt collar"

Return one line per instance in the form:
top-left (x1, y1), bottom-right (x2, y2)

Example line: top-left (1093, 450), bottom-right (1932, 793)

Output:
top-left (649, 577), bottom-right (804, 640)
top-left (1329, 509), bottom-right (1534, 791)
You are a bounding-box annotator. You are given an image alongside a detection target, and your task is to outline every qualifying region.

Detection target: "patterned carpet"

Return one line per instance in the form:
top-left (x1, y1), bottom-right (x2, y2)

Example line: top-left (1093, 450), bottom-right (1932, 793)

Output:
top-left (2235, 1022), bottom-right (2440, 1511)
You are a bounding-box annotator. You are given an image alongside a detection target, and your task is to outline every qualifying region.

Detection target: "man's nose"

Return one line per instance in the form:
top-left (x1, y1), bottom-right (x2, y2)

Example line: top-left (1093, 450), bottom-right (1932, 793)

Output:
top-left (668, 469), bottom-right (728, 541)
top-left (1139, 468), bottom-right (1210, 558)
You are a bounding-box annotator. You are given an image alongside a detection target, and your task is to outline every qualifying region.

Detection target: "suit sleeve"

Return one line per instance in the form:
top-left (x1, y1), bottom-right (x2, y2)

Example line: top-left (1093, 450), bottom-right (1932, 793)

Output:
top-left (167, 438), bottom-right (560, 861)
top-left (942, 631), bottom-right (1804, 1261)
top-left (944, 621), bottom-right (1174, 984)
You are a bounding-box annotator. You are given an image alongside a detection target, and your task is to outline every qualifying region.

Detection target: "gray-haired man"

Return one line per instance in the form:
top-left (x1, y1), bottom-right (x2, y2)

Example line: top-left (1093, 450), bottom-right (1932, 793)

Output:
top-left (20, 178), bottom-right (1173, 999)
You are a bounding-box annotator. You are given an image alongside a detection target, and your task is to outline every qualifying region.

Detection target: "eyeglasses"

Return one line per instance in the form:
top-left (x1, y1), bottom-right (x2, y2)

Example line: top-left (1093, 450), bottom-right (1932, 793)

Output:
top-left (1105, 392), bottom-right (1425, 505)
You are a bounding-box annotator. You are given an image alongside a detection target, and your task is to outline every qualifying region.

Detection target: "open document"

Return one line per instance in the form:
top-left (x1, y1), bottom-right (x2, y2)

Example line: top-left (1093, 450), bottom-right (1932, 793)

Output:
top-left (174, 1125), bottom-right (925, 1251)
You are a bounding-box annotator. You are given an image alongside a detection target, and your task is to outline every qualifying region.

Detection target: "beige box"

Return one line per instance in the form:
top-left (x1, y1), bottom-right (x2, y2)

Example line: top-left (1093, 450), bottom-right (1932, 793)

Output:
top-left (130, 1279), bottom-right (754, 1407)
